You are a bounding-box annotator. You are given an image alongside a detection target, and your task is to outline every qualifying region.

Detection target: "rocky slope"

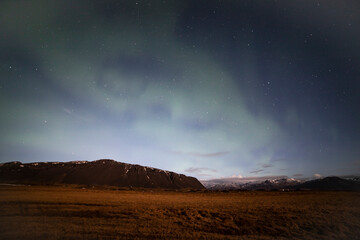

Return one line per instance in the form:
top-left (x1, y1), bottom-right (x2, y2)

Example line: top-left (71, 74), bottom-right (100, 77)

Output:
top-left (0, 159), bottom-right (205, 190)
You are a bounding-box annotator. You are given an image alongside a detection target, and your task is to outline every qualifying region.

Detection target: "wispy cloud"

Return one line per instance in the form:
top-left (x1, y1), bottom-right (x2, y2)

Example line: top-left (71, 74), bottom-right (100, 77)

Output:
top-left (261, 164), bottom-right (274, 168)
top-left (196, 173), bottom-right (214, 177)
top-left (173, 151), bottom-right (229, 158)
top-left (293, 173), bottom-right (303, 177)
top-left (62, 107), bottom-right (73, 115)
top-left (270, 158), bottom-right (287, 162)
top-left (62, 107), bottom-right (95, 122)
top-left (314, 173), bottom-right (322, 179)
top-left (250, 169), bottom-right (264, 174)
top-left (185, 167), bottom-right (217, 174)
top-left (231, 174), bottom-right (243, 178)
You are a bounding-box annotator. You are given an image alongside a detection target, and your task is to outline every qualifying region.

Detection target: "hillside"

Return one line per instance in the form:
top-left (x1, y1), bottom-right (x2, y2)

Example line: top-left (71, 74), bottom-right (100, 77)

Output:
top-left (0, 159), bottom-right (205, 190)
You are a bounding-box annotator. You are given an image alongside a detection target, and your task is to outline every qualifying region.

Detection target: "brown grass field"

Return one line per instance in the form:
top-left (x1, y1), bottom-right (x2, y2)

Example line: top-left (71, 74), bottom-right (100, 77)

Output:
top-left (0, 185), bottom-right (359, 239)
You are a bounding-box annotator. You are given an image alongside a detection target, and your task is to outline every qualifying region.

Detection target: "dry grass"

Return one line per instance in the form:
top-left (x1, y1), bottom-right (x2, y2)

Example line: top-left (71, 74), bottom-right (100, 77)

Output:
top-left (0, 185), bottom-right (359, 239)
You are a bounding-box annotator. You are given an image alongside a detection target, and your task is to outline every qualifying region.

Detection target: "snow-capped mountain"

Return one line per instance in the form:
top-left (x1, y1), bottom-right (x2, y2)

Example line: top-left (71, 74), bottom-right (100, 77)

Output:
top-left (201, 176), bottom-right (302, 190)
top-left (202, 175), bottom-right (360, 191)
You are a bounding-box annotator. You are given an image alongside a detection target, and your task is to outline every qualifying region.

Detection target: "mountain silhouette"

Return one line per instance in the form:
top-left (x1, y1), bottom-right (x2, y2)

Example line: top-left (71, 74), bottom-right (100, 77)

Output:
top-left (0, 159), bottom-right (205, 190)
top-left (294, 176), bottom-right (360, 191)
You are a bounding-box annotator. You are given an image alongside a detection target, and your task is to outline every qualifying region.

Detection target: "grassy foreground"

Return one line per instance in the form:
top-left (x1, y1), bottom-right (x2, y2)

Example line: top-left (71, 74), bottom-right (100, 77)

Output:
top-left (0, 185), bottom-right (359, 239)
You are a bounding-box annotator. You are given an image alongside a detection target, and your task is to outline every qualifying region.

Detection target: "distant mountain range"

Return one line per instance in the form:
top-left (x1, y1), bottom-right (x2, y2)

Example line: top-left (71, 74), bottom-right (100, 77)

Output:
top-left (201, 176), bottom-right (360, 191)
top-left (0, 160), bottom-right (205, 190)
top-left (2, 160), bottom-right (358, 191)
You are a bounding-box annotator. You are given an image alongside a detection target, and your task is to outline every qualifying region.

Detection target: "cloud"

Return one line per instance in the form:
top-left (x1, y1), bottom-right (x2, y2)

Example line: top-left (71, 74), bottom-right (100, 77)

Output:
top-left (261, 163), bottom-right (274, 168)
top-left (313, 173), bottom-right (322, 179)
top-left (271, 158), bottom-right (287, 162)
top-left (62, 107), bottom-right (73, 115)
top-left (188, 152), bottom-right (229, 157)
top-left (250, 169), bottom-right (264, 174)
top-left (293, 173), bottom-right (303, 177)
top-left (231, 174), bottom-right (243, 178)
top-left (196, 173), bottom-right (214, 177)
top-left (173, 151), bottom-right (229, 158)
top-left (62, 107), bottom-right (96, 123)
top-left (184, 167), bottom-right (217, 174)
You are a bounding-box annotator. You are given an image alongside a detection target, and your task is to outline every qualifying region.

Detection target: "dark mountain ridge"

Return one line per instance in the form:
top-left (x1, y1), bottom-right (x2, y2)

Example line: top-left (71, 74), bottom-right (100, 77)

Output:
top-left (0, 159), bottom-right (205, 190)
top-left (294, 176), bottom-right (360, 191)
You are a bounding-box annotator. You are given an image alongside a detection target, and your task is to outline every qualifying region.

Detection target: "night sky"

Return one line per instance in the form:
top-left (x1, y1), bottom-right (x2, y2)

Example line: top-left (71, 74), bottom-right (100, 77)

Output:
top-left (1, 0), bottom-right (359, 180)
